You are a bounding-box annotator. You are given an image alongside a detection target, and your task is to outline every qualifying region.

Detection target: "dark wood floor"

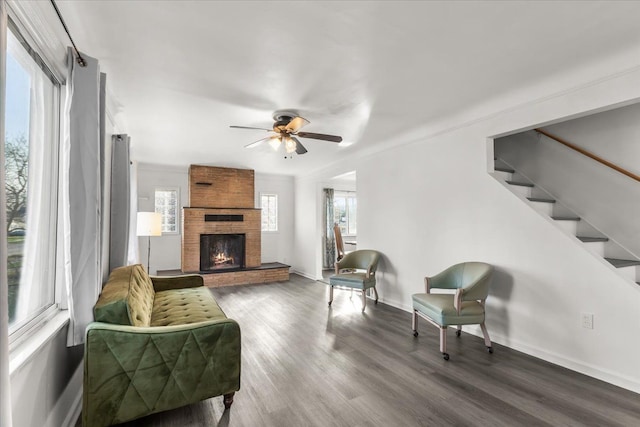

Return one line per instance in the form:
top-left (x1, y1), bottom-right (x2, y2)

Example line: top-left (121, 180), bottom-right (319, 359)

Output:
top-left (113, 274), bottom-right (640, 426)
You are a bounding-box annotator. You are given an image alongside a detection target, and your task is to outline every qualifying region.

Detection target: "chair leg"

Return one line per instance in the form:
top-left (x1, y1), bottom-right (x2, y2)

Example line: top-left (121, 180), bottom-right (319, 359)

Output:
top-left (328, 286), bottom-right (333, 306)
top-left (412, 310), bottom-right (418, 337)
top-left (372, 286), bottom-right (379, 304)
top-left (480, 322), bottom-right (493, 353)
top-left (223, 392), bottom-right (235, 409)
top-left (440, 326), bottom-right (449, 360)
top-left (361, 289), bottom-right (366, 312)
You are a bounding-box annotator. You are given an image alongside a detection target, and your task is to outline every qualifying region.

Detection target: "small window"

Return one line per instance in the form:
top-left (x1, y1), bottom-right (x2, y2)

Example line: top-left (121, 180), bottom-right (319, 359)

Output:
top-left (261, 193), bottom-right (278, 232)
top-left (154, 188), bottom-right (179, 233)
top-left (334, 191), bottom-right (357, 236)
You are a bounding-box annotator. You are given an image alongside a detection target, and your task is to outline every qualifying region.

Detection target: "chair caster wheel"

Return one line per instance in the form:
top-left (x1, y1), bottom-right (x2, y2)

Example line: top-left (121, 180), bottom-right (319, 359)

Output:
top-left (443, 353), bottom-right (450, 361)
top-left (456, 330), bottom-right (461, 337)
top-left (328, 301), bottom-right (332, 306)
top-left (487, 346), bottom-right (493, 354)
top-left (374, 300), bottom-right (378, 305)
top-left (412, 330), bottom-right (418, 337)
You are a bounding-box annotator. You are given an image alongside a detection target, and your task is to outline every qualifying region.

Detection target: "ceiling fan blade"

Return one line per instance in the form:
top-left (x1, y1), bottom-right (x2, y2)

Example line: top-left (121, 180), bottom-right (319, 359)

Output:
top-left (285, 116), bottom-right (310, 133)
top-left (244, 136), bottom-right (271, 148)
top-left (292, 137), bottom-right (307, 155)
top-left (230, 125), bottom-right (273, 131)
top-left (296, 132), bottom-right (342, 143)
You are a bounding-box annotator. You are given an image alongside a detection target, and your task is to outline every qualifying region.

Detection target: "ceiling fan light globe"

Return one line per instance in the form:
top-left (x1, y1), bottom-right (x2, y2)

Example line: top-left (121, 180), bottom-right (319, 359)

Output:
top-left (269, 136), bottom-right (282, 150)
top-left (284, 137), bottom-right (297, 154)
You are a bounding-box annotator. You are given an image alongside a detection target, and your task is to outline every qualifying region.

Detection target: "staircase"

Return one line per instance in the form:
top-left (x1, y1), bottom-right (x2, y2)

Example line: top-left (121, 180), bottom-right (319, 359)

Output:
top-left (494, 158), bottom-right (640, 286)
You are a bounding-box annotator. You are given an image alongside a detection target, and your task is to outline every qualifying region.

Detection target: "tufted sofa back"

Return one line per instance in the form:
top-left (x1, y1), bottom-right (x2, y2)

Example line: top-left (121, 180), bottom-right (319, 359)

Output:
top-left (94, 264), bottom-right (155, 327)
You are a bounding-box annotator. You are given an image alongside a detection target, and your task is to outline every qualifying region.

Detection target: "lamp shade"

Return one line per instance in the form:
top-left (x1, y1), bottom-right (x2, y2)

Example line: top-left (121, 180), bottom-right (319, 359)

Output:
top-left (136, 212), bottom-right (162, 237)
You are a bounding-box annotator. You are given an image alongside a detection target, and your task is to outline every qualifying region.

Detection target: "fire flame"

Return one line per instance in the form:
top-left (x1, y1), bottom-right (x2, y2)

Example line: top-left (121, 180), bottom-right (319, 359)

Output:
top-left (213, 252), bottom-right (234, 265)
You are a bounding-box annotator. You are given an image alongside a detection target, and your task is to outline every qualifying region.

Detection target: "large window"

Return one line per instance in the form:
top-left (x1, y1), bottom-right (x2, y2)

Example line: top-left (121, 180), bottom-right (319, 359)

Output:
top-left (5, 20), bottom-right (61, 335)
top-left (154, 188), bottom-right (179, 233)
top-left (334, 191), bottom-right (356, 236)
top-left (260, 193), bottom-right (278, 232)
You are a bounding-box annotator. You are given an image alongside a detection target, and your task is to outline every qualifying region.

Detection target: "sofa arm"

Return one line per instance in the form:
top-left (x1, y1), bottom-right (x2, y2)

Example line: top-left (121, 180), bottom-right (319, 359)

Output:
top-left (150, 274), bottom-right (204, 292)
top-left (83, 319), bottom-right (241, 427)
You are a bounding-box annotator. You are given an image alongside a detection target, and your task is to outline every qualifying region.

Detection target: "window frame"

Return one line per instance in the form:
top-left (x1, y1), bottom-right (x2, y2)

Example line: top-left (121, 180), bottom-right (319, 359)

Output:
top-left (5, 16), bottom-right (63, 344)
top-left (154, 187), bottom-right (180, 235)
top-left (333, 191), bottom-right (357, 237)
top-left (260, 193), bottom-right (278, 233)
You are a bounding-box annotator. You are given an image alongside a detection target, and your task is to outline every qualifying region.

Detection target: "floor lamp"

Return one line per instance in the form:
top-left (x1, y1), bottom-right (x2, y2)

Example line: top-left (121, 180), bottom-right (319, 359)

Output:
top-left (136, 212), bottom-right (162, 273)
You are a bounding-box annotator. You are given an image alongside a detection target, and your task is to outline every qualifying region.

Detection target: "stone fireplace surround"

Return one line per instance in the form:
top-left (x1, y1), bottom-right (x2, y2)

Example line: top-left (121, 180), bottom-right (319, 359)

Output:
top-left (181, 165), bottom-right (289, 287)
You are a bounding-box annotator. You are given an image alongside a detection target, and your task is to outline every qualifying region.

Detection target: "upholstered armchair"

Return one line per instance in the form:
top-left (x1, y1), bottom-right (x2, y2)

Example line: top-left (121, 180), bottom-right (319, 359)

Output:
top-left (411, 262), bottom-right (493, 360)
top-left (328, 249), bottom-right (381, 312)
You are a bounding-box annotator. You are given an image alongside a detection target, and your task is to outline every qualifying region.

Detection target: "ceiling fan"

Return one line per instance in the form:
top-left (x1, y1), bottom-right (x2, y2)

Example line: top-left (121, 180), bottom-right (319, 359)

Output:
top-left (230, 111), bottom-right (342, 155)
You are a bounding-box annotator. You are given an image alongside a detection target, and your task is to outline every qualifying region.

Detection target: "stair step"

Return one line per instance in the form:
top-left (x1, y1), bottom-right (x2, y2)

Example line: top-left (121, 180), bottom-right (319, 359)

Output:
top-left (577, 236), bottom-right (609, 243)
top-left (527, 197), bottom-right (556, 203)
top-left (506, 180), bottom-right (534, 187)
top-left (605, 258), bottom-right (640, 268)
top-left (495, 166), bottom-right (515, 173)
top-left (552, 216), bottom-right (581, 221)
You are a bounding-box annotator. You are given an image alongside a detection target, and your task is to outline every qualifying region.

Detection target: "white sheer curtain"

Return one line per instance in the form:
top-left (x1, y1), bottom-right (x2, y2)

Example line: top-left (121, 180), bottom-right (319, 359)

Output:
top-left (13, 33), bottom-right (56, 320)
top-left (62, 48), bottom-right (103, 346)
top-left (0, 3), bottom-right (14, 425)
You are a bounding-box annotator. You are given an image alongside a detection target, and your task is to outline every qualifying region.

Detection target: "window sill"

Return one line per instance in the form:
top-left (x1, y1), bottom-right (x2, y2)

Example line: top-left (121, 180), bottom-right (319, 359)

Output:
top-left (9, 310), bottom-right (70, 375)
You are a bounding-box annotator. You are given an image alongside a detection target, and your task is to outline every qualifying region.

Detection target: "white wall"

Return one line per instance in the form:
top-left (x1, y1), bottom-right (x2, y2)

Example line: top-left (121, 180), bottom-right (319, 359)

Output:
top-left (292, 177), bottom-right (322, 279)
top-left (10, 325), bottom-right (83, 427)
top-left (136, 165), bottom-right (295, 273)
top-left (137, 163), bottom-right (189, 274)
top-left (295, 63), bottom-right (640, 392)
top-left (545, 102), bottom-right (640, 177)
top-left (255, 173), bottom-right (294, 264)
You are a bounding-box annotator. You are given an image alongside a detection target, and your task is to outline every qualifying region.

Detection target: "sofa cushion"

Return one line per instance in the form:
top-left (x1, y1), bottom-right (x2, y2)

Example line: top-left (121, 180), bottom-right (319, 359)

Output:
top-left (151, 287), bottom-right (227, 326)
top-left (94, 264), bottom-right (155, 327)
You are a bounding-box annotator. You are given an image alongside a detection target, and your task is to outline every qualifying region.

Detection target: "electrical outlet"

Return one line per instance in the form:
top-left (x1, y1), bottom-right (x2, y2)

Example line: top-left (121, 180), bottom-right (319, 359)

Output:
top-left (581, 313), bottom-right (594, 329)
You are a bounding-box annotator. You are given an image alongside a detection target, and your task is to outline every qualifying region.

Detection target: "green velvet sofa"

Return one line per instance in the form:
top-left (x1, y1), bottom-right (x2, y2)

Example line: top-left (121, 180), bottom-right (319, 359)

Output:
top-left (83, 264), bottom-right (241, 427)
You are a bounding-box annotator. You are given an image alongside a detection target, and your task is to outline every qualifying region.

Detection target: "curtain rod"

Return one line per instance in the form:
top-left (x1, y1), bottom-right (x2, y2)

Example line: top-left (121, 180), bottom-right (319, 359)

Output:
top-left (49, 0), bottom-right (86, 67)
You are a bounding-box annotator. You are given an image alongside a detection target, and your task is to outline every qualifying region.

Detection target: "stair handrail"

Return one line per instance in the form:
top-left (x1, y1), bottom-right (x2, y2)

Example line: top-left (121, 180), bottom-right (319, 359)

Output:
top-left (534, 128), bottom-right (640, 183)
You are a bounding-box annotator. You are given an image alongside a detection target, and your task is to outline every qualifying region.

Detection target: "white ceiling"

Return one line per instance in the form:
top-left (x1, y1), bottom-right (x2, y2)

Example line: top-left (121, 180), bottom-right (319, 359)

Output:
top-left (56, 1), bottom-right (640, 176)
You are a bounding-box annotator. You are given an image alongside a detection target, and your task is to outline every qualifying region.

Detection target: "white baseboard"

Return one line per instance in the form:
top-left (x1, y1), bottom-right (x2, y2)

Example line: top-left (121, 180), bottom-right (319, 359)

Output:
top-left (479, 329), bottom-right (640, 395)
top-left (373, 296), bottom-right (640, 394)
top-left (291, 269), bottom-right (319, 281)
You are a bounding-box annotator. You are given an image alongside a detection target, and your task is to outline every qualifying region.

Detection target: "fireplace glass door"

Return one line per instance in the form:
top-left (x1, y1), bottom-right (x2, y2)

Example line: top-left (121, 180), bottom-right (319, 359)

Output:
top-left (200, 234), bottom-right (245, 271)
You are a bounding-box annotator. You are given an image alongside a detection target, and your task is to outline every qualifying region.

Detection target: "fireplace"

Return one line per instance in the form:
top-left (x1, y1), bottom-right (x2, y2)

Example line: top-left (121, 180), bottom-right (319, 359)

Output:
top-left (182, 166), bottom-right (289, 286)
top-left (200, 234), bottom-right (245, 271)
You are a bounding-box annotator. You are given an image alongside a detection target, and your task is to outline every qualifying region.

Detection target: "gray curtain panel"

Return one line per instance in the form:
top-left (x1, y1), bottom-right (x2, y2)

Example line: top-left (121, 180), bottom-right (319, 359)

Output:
top-left (66, 48), bottom-right (103, 346)
top-left (322, 188), bottom-right (336, 269)
top-left (99, 72), bottom-right (111, 284)
top-left (109, 134), bottom-right (131, 271)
